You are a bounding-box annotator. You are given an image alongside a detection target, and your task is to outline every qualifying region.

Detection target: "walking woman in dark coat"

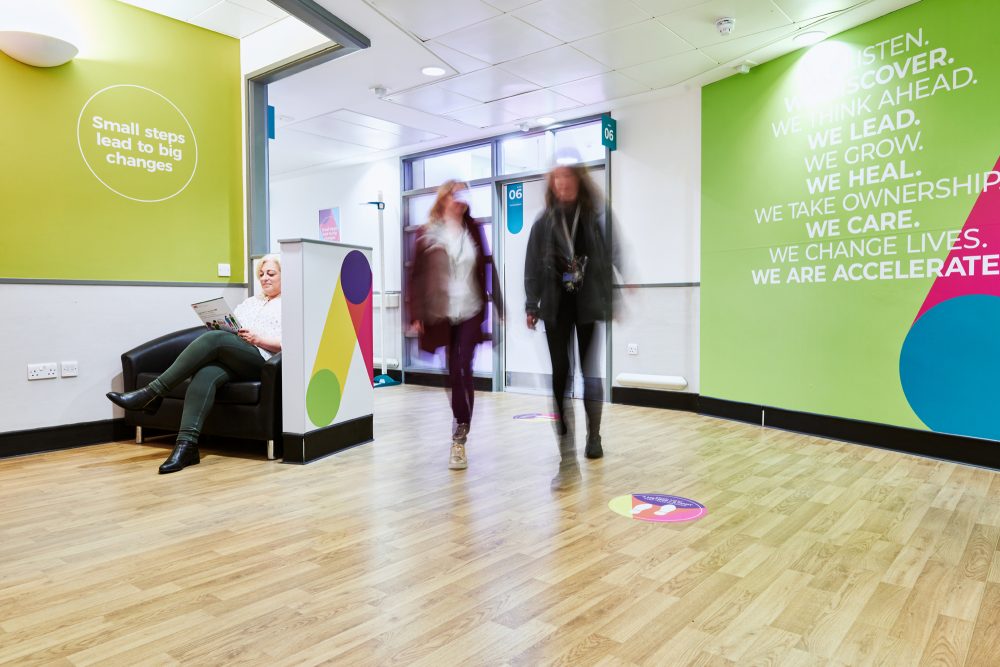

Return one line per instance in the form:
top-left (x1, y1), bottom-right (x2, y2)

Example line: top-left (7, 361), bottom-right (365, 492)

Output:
top-left (524, 164), bottom-right (618, 488)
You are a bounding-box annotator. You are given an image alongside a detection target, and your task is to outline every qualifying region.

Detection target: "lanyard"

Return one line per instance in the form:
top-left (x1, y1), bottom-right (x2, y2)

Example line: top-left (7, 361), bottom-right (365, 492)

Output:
top-left (558, 205), bottom-right (581, 258)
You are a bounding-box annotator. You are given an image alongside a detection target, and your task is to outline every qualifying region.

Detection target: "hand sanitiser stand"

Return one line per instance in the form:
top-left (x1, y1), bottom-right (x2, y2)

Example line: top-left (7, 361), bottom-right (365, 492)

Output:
top-left (363, 191), bottom-right (400, 387)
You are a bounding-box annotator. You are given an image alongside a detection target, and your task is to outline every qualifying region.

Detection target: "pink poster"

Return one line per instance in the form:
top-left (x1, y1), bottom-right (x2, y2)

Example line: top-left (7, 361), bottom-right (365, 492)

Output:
top-left (318, 207), bottom-right (340, 242)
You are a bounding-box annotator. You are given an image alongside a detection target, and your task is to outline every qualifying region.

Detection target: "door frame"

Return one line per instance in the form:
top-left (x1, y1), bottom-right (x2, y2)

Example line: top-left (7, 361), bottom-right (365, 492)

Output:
top-left (495, 161), bottom-right (612, 401)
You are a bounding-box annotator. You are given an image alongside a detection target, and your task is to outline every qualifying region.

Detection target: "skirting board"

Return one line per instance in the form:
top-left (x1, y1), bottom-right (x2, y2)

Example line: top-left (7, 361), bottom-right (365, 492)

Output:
top-left (611, 386), bottom-right (699, 412)
top-left (613, 388), bottom-right (1000, 471)
top-left (0, 418), bottom-right (132, 459)
top-left (282, 414), bottom-right (374, 464)
top-left (404, 371), bottom-right (492, 392)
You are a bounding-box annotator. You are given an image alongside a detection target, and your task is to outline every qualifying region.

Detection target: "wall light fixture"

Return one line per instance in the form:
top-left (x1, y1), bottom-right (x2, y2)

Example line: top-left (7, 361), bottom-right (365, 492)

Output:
top-left (0, 30), bottom-right (78, 67)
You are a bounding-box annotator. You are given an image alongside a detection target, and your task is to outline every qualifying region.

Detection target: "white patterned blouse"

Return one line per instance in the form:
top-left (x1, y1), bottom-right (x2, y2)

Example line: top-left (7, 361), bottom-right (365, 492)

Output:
top-left (233, 294), bottom-right (282, 359)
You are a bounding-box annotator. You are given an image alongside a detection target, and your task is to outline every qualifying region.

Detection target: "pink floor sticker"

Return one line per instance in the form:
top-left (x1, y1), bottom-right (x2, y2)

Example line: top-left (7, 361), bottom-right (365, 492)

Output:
top-left (513, 413), bottom-right (558, 422)
top-left (608, 493), bottom-right (707, 523)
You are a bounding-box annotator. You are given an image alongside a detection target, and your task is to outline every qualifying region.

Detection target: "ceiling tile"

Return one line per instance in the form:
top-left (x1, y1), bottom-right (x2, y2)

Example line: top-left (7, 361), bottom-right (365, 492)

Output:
top-left (498, 45), bottom-right (609, 88)
top-left (482, 0), bottom-right (540, 9)
top-left (229, 0), bottom-right (286, 19)
top-left (288, 111), bottom-right (441, 150)
top-left (385, 85), bottom-right (481, 115)
top-left (512, 0), bottom-right (650, 42)
top-left (424, 41), bottom-right (491, 75)
top-left (496, 88), bottom-right (581, 118)
top-left (658, 0), bottom-right (793, 47)
top-left (433, 15), bottom-right (562, 64)
top-left (631, 0), bottom-right (712, 16)
top-left (190, 1), bottom-right (281, 39)
top-left (700, 23), bottom-right (796, 63)
top-left (114, 0), bottom-right (220, 21)
top-left (439, 68), bottom-right (539, 102)
top-left (369, 0), bottom-right (501, 41)
top-left (573, 19), bottom-right (693, 69)
top-left (329, 110), bottom-right (444, 143)
top-left (771, 0), bottom-right (861, 22)
top-left (446, 102), bottom-right (522, 128)
top-left (269, 129), bottom-right (376, 176)
top-left (551, 71), bottom-right (649, 105)
top-left (620, 49), bottom-right (717, 88)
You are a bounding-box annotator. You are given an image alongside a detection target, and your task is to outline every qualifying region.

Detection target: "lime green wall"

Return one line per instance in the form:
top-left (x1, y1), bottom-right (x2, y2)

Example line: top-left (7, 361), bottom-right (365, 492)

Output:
top-left (0, 0), bottom-right (243, 282)
top-left (701, 0), bottom-right (1000, 429)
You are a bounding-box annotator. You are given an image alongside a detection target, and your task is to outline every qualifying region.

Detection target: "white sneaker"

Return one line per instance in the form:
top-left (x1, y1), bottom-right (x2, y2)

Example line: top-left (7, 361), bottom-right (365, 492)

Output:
top-left (449, 443), bottom-right (468, 470)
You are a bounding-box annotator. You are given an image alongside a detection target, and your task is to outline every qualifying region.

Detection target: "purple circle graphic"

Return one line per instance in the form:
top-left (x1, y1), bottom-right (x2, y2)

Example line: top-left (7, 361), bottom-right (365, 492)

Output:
top-left (341, 250), bottom-right (372, 305)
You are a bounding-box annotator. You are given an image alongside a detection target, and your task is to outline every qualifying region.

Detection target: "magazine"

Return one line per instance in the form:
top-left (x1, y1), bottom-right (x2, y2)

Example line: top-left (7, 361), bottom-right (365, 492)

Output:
top-left (191, 297), bottom-right (241, 333)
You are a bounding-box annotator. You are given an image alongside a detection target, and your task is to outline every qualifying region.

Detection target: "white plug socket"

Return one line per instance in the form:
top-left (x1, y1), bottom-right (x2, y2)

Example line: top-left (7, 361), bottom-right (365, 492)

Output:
top-left (27, 362), bottom-right (58, 380)
top-left (218, 263), bottom-right (231, 277)
top-left (627, 343), bottom-right (639, 356)
top-left (61, 361), bottom-right (79, 377)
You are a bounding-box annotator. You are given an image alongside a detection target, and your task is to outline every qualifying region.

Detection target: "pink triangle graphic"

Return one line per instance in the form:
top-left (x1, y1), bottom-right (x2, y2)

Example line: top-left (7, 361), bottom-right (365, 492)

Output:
top-left (346, 285), bottom-right (374, 384)
top-left (914, 155), bottom-right (1000, 323)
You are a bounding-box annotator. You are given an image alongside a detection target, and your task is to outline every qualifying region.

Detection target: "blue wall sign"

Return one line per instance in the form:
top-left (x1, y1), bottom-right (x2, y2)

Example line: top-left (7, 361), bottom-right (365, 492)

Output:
top-left (506, 182), bottom-right (524, 234)
top-left (267, 105), bottom-right (276, 140)
top-left (601, 114), bottom-right (616, 151)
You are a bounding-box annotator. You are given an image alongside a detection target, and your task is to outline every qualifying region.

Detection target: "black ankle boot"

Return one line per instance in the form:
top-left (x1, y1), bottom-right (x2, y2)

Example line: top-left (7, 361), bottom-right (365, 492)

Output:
top-left (585, 434), bottom-right (603, 459)
top-left (159, 440), bottom-right (200, 474)
top-left (106, 386), bottom-right (163, 414)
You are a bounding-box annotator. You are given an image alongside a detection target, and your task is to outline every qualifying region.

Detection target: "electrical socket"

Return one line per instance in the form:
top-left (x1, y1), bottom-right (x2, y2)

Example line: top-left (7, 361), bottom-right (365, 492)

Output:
top-left (27, 362), bottom-right (58, 380)
top-left (627, 343), bottom-right (639, 356)
top-left (61, 361), bottom-right (79, 377)
top-left (218, 263), bottom-right (231, 277)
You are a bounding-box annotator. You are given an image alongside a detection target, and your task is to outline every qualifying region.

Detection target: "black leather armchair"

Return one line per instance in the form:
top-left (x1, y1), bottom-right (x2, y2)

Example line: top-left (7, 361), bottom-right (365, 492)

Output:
top-left (120, 327), bottom-right (282, 459)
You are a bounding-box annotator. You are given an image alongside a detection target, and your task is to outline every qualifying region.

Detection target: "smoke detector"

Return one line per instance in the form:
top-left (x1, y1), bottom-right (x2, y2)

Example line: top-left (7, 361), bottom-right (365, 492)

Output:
top-left (734, 60), bottom-right (754, 75)
top-left (715, 17), bottom-right (735, 35)
top-left (369, 85), bottom-right (388, 98)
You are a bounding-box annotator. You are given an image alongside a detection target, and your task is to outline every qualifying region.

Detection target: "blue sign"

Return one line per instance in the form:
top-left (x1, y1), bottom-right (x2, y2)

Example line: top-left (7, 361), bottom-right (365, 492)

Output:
top-left (601, 114), bottom-right (616, 151)
top-left (267, 105), bottom-right (276, 140)
top-left (506, 183), bottom-right (524, 234)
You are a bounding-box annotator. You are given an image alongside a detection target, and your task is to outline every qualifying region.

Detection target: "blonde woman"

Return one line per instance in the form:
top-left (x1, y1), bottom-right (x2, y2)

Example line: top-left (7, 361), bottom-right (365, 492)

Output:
top-left (107, 255), bottom-right (282, 473)
top-left (409, 181), bottom-right (501, 470)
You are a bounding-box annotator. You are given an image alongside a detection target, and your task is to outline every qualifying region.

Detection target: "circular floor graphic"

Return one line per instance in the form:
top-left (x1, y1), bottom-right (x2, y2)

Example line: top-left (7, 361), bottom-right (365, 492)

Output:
top-left (608, 493), bottom-right (707, 523)
top-left (513, 413), bottom-right (558, 422)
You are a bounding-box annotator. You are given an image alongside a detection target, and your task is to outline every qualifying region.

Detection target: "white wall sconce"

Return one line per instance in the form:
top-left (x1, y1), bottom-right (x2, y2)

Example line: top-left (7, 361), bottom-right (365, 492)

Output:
top-left (0, 30), bottom-right (78, 67)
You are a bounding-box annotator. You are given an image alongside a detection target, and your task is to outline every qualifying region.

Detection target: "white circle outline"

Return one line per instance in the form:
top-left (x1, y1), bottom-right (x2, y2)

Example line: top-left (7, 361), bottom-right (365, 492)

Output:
top-left (76, 84), bottom-right (199, 203)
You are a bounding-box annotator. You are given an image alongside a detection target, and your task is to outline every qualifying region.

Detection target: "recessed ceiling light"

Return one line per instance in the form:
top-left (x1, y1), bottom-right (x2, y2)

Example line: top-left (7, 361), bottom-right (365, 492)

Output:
top-left (421, 66), bottom-right (446, 77)
top-left (794, 31), bottom-right (826, 46)
top-left (537, 116), bottom-right (556, 126)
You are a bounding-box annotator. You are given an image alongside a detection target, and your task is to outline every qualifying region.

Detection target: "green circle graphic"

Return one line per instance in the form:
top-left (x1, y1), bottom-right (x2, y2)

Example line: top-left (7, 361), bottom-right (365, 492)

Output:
top-left (307, 369), bottom-right (342, 427)
top-left (77, 84), bottom-right (198, 202)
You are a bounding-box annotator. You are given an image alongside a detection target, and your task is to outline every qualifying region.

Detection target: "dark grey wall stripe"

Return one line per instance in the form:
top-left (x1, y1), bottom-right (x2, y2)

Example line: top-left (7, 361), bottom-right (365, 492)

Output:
top-left (1, 279), bottom-right (248, 287)
top-left (612, 282), bottom-right (700, 288)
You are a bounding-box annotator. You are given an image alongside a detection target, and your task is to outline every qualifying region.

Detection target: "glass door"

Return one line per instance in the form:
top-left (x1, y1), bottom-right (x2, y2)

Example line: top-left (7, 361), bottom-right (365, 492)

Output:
top-left (499, 168), bottom-right (607, 398)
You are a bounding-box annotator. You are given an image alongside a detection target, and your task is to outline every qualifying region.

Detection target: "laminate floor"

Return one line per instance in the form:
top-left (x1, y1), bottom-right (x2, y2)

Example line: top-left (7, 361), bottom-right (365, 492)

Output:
top-left (2, 385), bottom-right (999, 665)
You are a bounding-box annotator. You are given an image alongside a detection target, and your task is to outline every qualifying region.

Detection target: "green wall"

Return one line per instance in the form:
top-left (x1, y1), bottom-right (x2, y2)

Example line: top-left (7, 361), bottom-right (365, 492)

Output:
top-left (0, 0), bottom-right (243, 282)
top-left (702, 0), bottom-right (1000, 438)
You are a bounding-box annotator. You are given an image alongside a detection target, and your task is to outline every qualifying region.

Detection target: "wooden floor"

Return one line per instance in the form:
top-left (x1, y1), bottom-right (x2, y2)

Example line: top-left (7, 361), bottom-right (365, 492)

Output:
top-left (2, 386), bottom-right (1000, 666)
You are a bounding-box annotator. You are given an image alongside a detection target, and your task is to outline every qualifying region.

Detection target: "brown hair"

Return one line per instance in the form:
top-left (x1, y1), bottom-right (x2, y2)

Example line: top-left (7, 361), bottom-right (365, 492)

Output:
top-left (544, 164), bottom-right (601, 213)
top-left (427, 179), bottom-right (468, 224)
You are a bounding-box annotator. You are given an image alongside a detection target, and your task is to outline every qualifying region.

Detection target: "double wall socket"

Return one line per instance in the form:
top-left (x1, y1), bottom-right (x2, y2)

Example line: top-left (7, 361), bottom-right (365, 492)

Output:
top-left (27, 362), bottom-right (58, 380)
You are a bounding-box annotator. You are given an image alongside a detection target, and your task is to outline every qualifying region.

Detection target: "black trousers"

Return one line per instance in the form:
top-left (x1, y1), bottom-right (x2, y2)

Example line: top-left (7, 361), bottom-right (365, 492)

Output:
top-left (148, 330), bottom-right (265, 443)
top-left (447, 316), bottom-right (481, 426)
top-left (543, 294), bottom-right (603, 438)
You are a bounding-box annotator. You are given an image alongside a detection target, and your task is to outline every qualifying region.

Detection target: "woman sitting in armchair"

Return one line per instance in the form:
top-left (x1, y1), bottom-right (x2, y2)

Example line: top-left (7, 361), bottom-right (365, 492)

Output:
top-left (107, 255), bottom-right (282, 474)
